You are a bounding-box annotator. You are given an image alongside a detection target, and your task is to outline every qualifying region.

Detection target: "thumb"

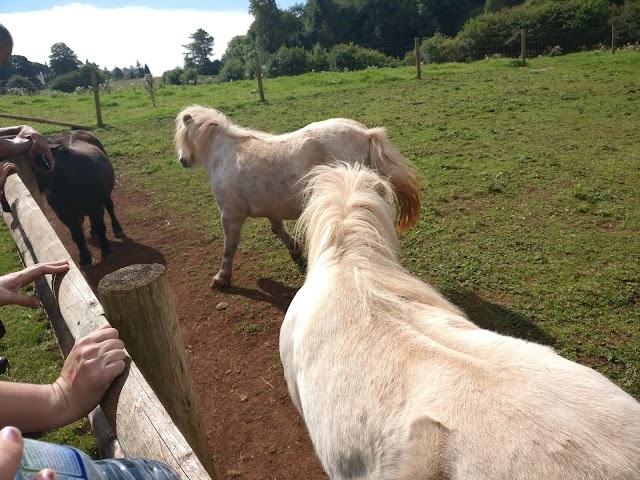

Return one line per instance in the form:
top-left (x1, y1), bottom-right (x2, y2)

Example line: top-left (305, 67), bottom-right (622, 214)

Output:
top-left (4, 292), bottom-right (39, 309)
top-left (0, 426), bottom-right (24, 480)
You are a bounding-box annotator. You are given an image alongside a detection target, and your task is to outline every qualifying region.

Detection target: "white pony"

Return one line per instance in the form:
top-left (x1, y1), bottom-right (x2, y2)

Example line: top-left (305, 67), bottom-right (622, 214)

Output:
top-left (280, 162), bottom-right (640, 480)
top-left (174, 105), bottom-right (420, 288)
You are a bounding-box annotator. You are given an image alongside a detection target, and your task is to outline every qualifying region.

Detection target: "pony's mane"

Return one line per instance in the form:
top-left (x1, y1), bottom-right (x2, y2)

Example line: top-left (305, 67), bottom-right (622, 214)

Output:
top-left (179, 105), bottom-right (272, 140)
top-left (298, 163), bottom-right (462, 316)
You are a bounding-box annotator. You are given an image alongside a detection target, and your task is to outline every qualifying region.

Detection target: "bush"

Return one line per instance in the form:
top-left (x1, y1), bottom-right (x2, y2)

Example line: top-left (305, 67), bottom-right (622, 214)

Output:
top-left (308, 43), bottom-right (330, 72)
top-left (328, 44), bottom-right (395, 71)
top-left (7, 75), bottom-right (36, 94)
top-left (49, 67), bottom-right (99, 93)
top-left (613, 0), bottom-right (640, 45)
top-left (162, 68), bottom-right (183, 86)
top-left (266, 46), bottom-right (309, 77)
top-left (180, 67), bottom-right (199, 85)
top-left (218, 57), bottom-right (247, 82)
top-left (452, 0), bottom-right (616, 60)
top-left (420, 32), bottom-right (466, 63)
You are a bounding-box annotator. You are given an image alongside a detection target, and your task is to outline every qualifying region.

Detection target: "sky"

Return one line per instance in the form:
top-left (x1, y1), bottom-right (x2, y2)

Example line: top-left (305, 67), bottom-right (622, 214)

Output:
top-left (1, 1), bottom-right (301, 75)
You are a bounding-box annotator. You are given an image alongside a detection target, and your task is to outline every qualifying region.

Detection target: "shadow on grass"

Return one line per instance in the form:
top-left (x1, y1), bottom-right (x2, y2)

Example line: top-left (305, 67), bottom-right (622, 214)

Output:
top-left (445, 289), bottom-right (555, 346)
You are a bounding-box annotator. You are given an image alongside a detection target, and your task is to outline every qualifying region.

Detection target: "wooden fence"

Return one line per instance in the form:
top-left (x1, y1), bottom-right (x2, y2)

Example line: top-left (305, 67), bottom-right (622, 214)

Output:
top-left (2, 157), bottom-right (217, 480)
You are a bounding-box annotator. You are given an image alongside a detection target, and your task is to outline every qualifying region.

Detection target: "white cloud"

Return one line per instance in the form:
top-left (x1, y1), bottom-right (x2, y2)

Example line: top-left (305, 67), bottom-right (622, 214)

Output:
top-left (3, 3), bottom-right (253, 75)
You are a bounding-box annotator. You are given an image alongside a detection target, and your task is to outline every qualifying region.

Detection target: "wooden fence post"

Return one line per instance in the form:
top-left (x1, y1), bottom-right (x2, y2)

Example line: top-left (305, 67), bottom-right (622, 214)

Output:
top-left (255, 52), bottom-right (265, 102)
top-left (611, 24), bottom-right (617, 54)
top-left (98, 264), bottom-right (215, 477)
top-left (90, 68), bottom-right (104, 128)
top-left (415, 37), bottom-right (422, 80)
top-left (521, 29), bottom-right (527, 66)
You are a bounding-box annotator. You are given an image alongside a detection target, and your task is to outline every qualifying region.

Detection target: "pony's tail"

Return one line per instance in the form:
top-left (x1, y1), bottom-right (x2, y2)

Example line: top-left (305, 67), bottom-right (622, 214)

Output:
top-left (367, 128), bottom-right (421, 233)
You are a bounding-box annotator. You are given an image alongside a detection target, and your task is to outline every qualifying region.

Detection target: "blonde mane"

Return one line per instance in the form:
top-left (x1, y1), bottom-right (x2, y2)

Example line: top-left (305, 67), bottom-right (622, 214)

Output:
top-left (174, 105), bottom-right (272, 166)
top-left (298, 163), bottom-right (462, 316)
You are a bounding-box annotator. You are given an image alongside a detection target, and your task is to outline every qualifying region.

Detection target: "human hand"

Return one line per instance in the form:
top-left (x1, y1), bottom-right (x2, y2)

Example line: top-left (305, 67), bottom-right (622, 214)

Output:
top-left (0, 260), bottom-right (70, 308)
top-left (0, 426), bottom-right (56, 480)
top-left (17, 126), bottom-right (54, 169)
top-left (0, 162), bottom-right (17, 190)
top-left (53, 325), bottom-right (127, 424)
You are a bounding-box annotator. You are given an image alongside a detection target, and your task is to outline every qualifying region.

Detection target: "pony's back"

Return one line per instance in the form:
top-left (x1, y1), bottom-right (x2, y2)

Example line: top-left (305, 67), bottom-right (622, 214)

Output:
top-left (283, 163), bottom-right (640, 480)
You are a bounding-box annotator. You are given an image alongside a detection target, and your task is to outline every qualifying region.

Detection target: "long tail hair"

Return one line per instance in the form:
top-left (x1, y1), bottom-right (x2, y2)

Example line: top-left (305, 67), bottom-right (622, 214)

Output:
top-left (366, 127), bottom-right (421, 234)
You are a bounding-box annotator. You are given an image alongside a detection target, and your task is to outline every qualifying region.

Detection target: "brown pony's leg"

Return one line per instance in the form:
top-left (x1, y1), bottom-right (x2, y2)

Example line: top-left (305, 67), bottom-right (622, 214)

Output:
top-left (212, 214), bottom-right (245, 289)
top-left (268, 218), bottom-right (302, 261)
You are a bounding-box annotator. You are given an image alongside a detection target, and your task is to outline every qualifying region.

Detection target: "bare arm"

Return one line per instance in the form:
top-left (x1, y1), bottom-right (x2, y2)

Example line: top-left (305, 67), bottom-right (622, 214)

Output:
top-left (0, 326), bottom-right (127, 433)
top-left (0, 125), bottom-right (53, 164)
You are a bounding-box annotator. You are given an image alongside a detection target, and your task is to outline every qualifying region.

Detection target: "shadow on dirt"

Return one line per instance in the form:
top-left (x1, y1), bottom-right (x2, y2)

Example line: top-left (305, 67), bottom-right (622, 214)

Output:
top-left (82, 234), bottom-right (167, 294)
top-left (224, 277), bottom-right (299, 313)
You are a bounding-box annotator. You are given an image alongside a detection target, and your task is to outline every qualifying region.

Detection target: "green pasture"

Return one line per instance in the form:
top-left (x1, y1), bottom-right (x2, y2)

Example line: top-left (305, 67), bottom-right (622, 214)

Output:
top-left (1, 50), bottom-right (638, 451)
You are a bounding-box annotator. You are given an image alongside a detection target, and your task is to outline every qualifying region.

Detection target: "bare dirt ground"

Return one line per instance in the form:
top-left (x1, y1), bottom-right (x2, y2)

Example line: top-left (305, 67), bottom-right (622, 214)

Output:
top-left (42, 180), bottom-right (328, 480)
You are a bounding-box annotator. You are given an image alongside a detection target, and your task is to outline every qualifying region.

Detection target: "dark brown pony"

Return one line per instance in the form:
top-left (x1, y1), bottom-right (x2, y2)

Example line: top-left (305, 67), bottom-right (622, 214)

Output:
top-left (31, 130), bottom-right (123, 269)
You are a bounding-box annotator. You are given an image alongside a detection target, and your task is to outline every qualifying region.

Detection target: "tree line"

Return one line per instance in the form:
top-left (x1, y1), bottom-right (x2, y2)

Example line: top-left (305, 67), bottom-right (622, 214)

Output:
top-left (1, 0), bottom-right (639, 94)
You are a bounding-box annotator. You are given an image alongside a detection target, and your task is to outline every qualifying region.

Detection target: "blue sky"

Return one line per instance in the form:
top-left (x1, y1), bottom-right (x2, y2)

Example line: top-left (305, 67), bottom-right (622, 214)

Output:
top-left (1, 1), bottom-right (300, 74)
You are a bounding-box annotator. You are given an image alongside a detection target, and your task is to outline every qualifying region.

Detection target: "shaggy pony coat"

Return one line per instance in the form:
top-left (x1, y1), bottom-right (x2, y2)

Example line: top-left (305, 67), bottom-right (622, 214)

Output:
top-left (280, 163), bottom-right (640, 480)
top-left (174, 105), bottom-right (420, 288)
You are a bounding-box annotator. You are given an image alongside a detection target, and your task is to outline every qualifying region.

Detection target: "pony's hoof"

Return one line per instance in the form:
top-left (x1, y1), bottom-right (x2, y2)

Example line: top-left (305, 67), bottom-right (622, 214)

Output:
top-left (210, 274), bottom-right (231, 289)
top-left (114, 229), bottom-right (124, 239)
top-left (79, 261), bottom-right (92, 271)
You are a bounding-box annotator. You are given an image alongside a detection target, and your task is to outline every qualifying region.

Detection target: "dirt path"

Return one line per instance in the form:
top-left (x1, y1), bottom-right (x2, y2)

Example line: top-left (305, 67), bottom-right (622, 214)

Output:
top-left (43, 180), bottom-right (327, 480)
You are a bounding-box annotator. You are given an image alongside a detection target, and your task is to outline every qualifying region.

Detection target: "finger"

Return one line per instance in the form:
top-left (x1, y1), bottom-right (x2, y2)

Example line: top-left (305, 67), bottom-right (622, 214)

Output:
top-left (98, 338), bottom-right (125, 354)
top-left (102, 358), bottom-right (127, 380)
top-left (0, 426), bottom-right (24, 480)
top-left (17, 261), bottom-right (70, 285)
top-left (1, 291), bottom-right (39, 309)
top-left (35, 469), bottom-right (57, 480)
top-left (102, 345), bottom-right (128, 363)
top-left (84, 326), bottom-right (121, 343)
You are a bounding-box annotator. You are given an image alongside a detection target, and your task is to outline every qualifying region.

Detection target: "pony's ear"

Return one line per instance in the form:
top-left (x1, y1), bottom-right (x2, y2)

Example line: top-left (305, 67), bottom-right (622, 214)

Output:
top-left (183, 113), bottom-right (193, 125)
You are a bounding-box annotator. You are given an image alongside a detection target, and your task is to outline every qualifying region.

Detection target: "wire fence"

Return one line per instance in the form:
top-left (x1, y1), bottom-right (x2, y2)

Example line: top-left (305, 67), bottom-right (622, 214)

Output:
top-left (0, 26), bottom-right (638, 128)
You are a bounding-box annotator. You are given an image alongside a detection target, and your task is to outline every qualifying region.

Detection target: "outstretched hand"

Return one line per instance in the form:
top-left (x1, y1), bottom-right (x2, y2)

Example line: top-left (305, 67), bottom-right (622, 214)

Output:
top-left (0, 260), bottom-right (70, 308)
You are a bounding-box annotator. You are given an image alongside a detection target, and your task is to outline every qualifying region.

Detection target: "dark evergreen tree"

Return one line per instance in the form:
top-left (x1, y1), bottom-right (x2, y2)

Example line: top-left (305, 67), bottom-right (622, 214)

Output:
top-left (183, 28), bottom-right (215, 74)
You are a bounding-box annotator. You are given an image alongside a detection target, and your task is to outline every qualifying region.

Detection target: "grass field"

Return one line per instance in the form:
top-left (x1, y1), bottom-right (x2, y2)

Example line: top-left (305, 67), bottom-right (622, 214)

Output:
top-left (1, 50), bottom-right (638, 452)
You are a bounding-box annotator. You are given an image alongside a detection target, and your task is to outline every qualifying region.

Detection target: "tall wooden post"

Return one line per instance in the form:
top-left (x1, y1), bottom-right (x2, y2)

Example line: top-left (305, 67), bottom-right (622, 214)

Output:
top-left (98, 264), bottom-right (215, 477)
top-left (90, 68), bottom-right (104, 128)
top-left (521, 29), bottom-right (527, 66)
top-left (254, 52), bottom-right (265, 102)
top-left (415, 37), bottom-right (422, 80)
top-left (612, 24), bottom-right (617, 54)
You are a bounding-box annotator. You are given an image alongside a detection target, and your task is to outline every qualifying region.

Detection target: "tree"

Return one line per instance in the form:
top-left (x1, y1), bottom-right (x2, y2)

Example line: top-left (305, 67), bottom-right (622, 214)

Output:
top-left (48, 42), bottom-right (80, 78)
top-left (183, 28), bottom-right (214, 74)
top-left (249, 0), bottom-right (288, 51)
top-left (111, 67), bottom-right (124, 80)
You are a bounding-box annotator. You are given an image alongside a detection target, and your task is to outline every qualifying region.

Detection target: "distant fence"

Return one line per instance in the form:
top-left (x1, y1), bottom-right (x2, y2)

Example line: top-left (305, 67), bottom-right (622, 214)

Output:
top-left (0, 25), bottom-right (636, 126)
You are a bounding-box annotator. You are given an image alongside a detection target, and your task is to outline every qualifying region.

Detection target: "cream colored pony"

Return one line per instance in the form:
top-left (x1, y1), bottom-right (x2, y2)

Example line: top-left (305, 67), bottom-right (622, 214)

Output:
top-left (174, 105), bottom-right (420, 288)
top-left (280, 162), bottom-right (640, 480)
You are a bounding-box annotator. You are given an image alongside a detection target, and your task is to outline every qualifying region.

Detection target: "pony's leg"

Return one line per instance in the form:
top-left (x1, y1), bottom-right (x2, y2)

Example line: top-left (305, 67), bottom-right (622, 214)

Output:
top-left (212, 214), bottom-right (245, 289)
top-left (88, 208), bottom-right (112, 260)
top-left (268, 218), bottom-right (302, 261)
top-left (104, 196), bottom-right (124, 238)
top-left (60, 214), bottom-right (92, 269)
